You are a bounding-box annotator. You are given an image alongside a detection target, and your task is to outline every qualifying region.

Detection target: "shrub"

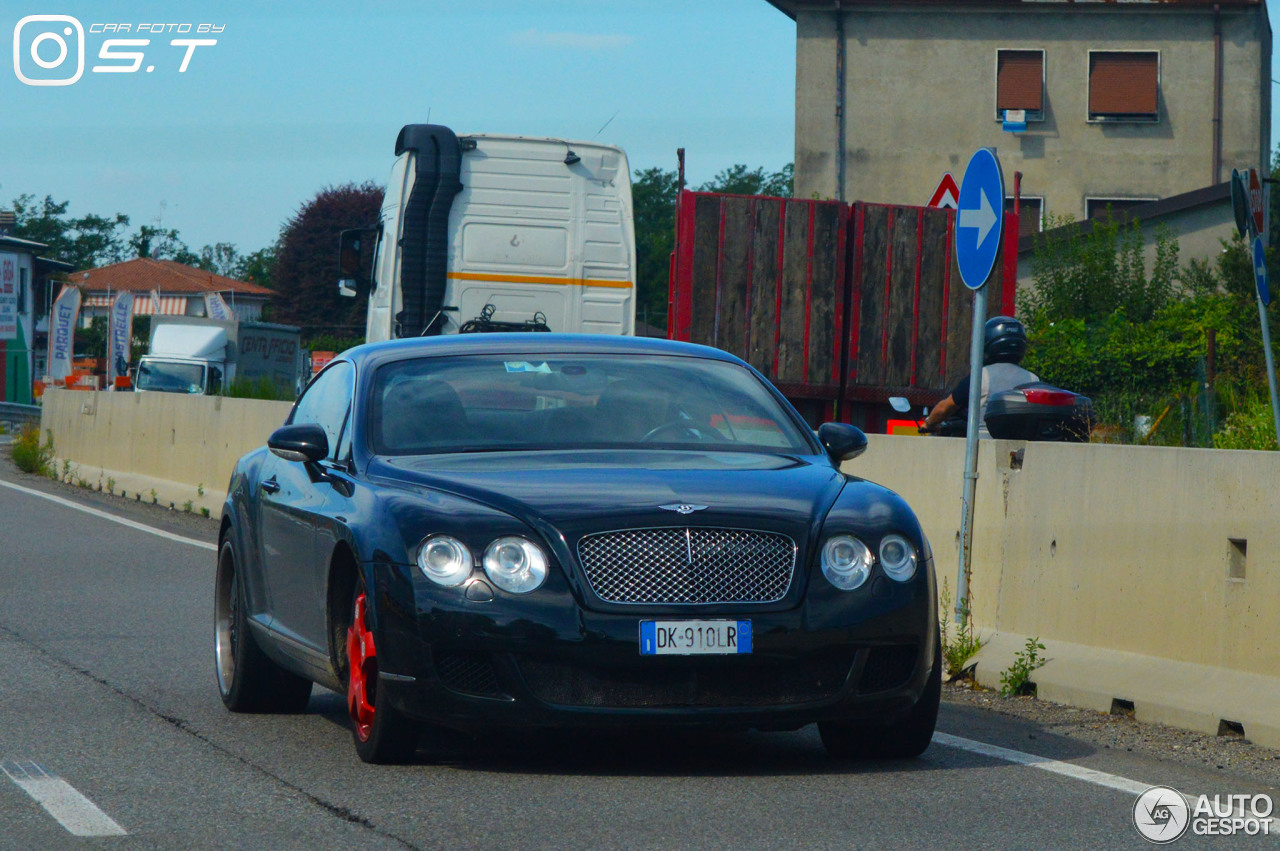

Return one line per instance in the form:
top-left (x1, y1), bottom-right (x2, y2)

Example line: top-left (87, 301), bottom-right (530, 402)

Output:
top-left (10, 426), bottom-right (54, 475)
top-left (1213, 391), bottom-right (1279, 451)
top-left (226, 376), bottom-right (294, 401)
top-left (1000, 637), bottom-right (1047, 697)
top-left (303, 333), bottom-right (363, 355)
top-left (1027, 212), bottom-right (1178, 328)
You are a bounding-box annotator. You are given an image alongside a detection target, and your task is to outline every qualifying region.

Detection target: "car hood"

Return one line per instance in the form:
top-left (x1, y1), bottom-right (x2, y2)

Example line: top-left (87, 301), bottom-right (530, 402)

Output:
top-left (369, 449), bottom-right (846, 542)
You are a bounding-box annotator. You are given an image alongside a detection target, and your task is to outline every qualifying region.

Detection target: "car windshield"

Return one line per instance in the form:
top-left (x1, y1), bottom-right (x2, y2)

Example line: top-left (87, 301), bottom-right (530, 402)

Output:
top-left (136, 360), bottom-right (206, 393)
top-left (368, 354), bottom-right (815, 456)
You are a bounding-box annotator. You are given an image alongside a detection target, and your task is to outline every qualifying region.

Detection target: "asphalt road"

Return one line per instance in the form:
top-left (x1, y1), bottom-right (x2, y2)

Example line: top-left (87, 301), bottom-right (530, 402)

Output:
top-left (0, 461), bottom-right (1276, 849)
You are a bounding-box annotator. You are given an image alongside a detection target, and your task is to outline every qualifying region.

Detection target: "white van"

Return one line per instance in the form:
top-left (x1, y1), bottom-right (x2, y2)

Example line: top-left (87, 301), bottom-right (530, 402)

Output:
top-left (341, 124), bottom-right (636, 342)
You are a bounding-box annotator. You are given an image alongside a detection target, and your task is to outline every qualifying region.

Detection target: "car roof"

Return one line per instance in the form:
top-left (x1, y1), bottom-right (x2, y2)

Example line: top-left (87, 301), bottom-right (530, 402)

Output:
top-left (340, 333), bottom-right (742, 370)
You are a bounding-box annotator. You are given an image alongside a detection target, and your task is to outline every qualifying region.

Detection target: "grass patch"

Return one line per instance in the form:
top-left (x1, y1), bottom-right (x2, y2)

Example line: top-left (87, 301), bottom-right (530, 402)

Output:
top-left (938, 578), bottom-right (984, 681)
top-left (226, 376), bottom-right (295, 401)
top-left (10, 426), bottom-right (54, 476)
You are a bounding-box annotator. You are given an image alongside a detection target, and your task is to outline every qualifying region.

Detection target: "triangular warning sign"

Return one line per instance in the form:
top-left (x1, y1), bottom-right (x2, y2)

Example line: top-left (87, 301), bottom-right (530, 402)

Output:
top-left (927, 173), bottom-right (960, 210)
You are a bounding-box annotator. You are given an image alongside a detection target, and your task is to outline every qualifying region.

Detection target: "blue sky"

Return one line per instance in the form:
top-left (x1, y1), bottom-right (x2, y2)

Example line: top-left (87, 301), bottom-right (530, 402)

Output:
top-left (3, 1), bottom-right (1278, 259)
top-left (2, 1), bottom-right (797, 256)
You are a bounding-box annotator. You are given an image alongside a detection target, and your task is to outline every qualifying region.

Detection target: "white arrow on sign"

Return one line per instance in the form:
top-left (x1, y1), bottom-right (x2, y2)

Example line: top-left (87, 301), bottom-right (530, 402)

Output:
top-left (960, 188), bottom-right (998, 245)
top-left (1259, 259), bottom-right (1268, 279)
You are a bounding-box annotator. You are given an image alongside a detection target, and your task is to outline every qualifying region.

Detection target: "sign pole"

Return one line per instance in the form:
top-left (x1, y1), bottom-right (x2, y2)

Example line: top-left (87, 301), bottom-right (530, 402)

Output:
top-left (956, 281), bottom-right (987, 620)
top-left (1256, 294), bottom-right (1280, 444)
top-left (952, 147), bottom-right (1005, 622)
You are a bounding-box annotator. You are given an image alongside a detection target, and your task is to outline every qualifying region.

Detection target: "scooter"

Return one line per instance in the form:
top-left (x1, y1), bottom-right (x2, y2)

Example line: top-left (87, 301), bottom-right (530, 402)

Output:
top-left (891, 382), bottom-right (1094, 442)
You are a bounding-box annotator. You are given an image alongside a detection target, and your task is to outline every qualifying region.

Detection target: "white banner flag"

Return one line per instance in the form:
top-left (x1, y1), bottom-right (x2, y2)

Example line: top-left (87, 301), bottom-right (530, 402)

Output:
top-left (150, 289), bottom-right (161, 314)
top-left (204, 291), bottom-right (232, 321)
top-left (47, 285), bottom-right (82, 384)
top-left (106, 290), bottom-right (134, 388)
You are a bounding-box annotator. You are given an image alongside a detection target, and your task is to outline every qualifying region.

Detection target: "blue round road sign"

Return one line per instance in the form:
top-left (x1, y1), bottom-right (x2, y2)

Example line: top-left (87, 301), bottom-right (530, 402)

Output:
top-left (1253, 235), bottom-right (1270, 305)
top-left (954, 148), bottom-right (1005, 290)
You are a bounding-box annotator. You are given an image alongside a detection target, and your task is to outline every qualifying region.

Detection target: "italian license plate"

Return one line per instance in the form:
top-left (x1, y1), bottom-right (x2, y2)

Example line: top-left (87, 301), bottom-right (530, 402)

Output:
top-left (639, 620), bottom-right (753, 656)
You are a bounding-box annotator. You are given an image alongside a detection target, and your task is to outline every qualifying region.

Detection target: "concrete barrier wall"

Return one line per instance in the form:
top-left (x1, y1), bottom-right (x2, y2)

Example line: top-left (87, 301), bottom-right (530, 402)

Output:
top-left (40, 389), bottom-right (291, 517)
top-left (37, 392), bottom-right (1280, 747)
top-left (850, 435), bottom-right (1280, 748)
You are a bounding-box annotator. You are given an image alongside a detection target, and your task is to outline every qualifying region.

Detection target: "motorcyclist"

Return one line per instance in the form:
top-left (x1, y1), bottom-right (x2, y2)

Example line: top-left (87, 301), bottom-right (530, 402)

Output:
top-left (922, 316), bottom-right (1038, 437)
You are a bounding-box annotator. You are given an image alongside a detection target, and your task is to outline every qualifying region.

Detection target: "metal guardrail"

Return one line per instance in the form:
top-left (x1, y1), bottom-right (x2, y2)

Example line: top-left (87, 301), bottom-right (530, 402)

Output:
top-left (0, 402), bottom-right (41, 429)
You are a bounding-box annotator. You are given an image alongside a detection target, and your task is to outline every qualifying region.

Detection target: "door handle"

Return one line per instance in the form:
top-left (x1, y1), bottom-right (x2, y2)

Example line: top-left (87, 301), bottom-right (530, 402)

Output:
top-left (260, 477), bottom-right (280, 494)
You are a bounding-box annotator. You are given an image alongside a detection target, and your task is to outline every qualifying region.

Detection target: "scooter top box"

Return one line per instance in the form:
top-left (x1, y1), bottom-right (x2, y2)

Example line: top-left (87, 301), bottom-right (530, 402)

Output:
top-left (984, 382), bottom-right (1093, 442)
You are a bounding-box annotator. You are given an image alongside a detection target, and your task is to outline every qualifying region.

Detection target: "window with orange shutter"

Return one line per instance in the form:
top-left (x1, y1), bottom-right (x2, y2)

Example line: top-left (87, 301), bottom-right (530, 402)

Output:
top-left (1088, 52), bottom-right (1159, 122)
top-left (996, 50), bottom-right (1044, 122)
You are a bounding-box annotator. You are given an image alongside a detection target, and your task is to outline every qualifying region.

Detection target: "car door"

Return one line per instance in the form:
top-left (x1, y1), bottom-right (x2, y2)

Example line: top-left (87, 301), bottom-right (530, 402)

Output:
top-left (258, 361), bottom-right (355, 650)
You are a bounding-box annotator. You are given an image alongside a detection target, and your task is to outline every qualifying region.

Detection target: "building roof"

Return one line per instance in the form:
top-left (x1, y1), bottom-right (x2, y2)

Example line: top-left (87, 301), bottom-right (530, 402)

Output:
top-left (765, 0), bottom-right (1263, 19)
top-left (1016, 180), bottom-right (1232, 255)
top-left (0, 234), bottom-right (51, 253)
top-left (72, 257), bottom-right (273, 298)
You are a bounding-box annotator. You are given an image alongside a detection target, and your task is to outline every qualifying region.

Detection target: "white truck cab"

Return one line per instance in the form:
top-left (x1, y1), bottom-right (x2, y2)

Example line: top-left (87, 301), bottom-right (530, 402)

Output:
top-left (135, 323), bottom-right (230, 394)
top-left (341, 124), bottom-right (635, 341)
top-left (135, 317), bottom-right (304, 397)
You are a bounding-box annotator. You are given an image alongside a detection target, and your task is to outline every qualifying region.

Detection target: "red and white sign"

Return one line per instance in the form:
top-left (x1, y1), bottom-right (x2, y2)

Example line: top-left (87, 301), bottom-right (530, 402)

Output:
top-left (0, 253), bottom-right (16, 340)
top-left (311, 350), bottom-right (336, 375)
top-left (1248, 168), bottom-right (1265, 235)
top-left (927, 173), bottom-right (960, 210)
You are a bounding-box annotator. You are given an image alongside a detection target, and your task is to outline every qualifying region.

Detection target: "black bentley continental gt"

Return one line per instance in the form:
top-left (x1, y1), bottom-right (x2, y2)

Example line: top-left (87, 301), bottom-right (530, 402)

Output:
top-left (214, 334), bottom-right (939, 763)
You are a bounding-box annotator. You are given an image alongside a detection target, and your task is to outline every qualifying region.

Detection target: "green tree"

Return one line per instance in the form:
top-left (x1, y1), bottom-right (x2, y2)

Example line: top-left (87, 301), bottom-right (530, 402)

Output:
top-left (10, 194), bottom-right (130, 270)
top-left (76, 315), bottom-right (108, 360)
top-left (130, 316), bottom-right (150, 363)
top-left (699, 163), bottom-right (794, 198)
top-left (1026, 211), bottom-right (1178, 326)
top-left (129, 225), bottom-right (200, 265)
top-left (632, 167), bottom-right (679, 331)
top-left (272, 181), bottom-right (383, 329)
top-left (1024, 209), bottom-right (1278, 447)
top-left (197, 242), bottom-right (242, 277)
top-left (233, 245), bottom-right (277, 290)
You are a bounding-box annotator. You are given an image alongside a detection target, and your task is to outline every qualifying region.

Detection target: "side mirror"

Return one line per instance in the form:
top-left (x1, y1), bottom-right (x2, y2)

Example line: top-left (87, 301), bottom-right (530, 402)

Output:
top-left (818, 422), bottom-right (868, 464)
top-left (337, 226), bottom-right (379, 296)
top-left (338, 229), bottom-right (366, 276)
top-left (888, 397), bottom-right (911, 413)
top-left (268, 423), bottom-right (329, 464)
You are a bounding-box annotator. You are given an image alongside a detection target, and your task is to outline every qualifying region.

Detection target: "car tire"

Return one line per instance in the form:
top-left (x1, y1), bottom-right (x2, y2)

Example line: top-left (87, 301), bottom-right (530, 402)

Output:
top-left (214, 537), bottom-right (313, 713)
top-left (819, 638), bottom-right (942, 759)
top-left (347, 577), bottom-right (419, 764)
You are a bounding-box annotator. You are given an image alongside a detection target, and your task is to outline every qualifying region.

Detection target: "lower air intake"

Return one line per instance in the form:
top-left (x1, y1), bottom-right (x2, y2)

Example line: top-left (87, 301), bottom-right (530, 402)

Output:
top-left (517, 652), bottom-right (853, 709)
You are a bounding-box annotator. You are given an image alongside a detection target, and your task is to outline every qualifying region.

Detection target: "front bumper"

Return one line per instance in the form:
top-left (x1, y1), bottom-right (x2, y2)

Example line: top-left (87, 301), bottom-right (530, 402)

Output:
top-left (368, 560), bottom-right (937, 732)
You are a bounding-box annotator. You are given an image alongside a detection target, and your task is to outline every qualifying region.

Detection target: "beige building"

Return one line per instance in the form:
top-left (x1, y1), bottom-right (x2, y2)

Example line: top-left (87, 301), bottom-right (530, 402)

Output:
top-left (767, 0), bottom-right (1271, 236)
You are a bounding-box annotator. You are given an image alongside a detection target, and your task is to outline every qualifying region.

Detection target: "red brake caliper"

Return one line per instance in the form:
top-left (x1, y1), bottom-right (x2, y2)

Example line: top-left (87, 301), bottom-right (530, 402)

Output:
top-left (347, 592), bottom-right (377, 742)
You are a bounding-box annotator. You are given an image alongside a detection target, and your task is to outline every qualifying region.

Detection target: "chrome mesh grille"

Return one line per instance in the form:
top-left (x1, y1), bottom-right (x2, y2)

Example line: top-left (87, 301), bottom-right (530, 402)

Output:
top-left (576, 527), bottom-right (796, 605)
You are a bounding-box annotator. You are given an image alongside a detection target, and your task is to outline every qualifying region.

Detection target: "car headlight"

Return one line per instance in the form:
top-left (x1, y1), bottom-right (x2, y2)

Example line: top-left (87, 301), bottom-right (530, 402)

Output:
top-left (483, 537), bottom-right (549, 594)
top-left (416, 535), bottom-right (473, 587)
top-left (879, 534), bottom-right (918, 582)
top-left (821, 535), bottom-right (873, 591)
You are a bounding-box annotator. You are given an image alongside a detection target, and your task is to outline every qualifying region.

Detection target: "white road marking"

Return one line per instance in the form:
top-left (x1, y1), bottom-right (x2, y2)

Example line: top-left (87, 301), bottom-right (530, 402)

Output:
top-left (934, 732), bottom-right (1151, 795)
top-left (935, 732), bottom-right (1280, 833)
top-left (0, 478), bottom-right (216, 551)
top-left (2, 760), bottom-right (126, 837)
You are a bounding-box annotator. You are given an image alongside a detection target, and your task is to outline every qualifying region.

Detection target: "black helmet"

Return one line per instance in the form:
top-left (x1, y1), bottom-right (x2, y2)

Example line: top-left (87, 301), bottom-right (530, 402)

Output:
top-left (983, 316), bottom-right (1027, 364)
